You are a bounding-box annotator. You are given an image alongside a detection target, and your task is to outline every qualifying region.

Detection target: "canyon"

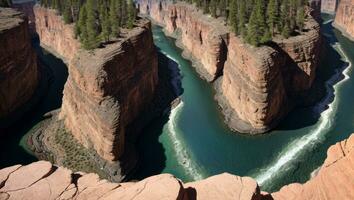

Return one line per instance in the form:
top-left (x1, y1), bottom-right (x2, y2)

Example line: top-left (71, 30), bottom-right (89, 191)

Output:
top-left (0, 8), bottom-right (39, 129)
top-left (321, 0), bottom-right (338, 14)
top-left (0, 133), bottom-right (353, 200)
top-left (334, 0), bottom-right (354, 40)
top-left (137, 0), bottom-right (322, 133)
top-left (31, 5), bottom-right (170, 180)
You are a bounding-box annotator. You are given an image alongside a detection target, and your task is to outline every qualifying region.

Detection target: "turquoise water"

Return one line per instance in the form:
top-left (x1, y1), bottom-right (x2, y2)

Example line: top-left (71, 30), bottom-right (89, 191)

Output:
top-left (135, 15), bottom-right (354, 192)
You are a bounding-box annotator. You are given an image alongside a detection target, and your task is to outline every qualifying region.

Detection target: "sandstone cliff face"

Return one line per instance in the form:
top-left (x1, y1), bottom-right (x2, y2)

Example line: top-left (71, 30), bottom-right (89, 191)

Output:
top-left (1, 133), bottom-right (353, 199)
top-left (138, 0), bottom-right (322, 133)
top-left (0, 8), bottom-right (38, 126)
top-left (34, 6), bottom-right (80, 62)
top-left (334, 0), bottom-right (354, 40)
top-left (321, 0), bottom-right (338, 14)
top-left (34, 6), bottom-right (158, 162)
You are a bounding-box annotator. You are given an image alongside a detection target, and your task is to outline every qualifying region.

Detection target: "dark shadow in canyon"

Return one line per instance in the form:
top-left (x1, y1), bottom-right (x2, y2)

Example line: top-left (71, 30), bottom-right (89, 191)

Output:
top-left (0, 35), bottom-right (69, 168)
top-left (273, 22), bottom-right (348, 131)
top-left (129, 49), bottom-right (184, 180)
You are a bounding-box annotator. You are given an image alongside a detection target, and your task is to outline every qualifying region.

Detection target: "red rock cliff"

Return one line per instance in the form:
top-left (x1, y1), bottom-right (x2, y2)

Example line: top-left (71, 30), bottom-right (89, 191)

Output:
top-left (138, 0), bottom-right (322, 133)
top-left (1, 133), bottom-right (353, 199)
top-left (0, 8), bottom-right (38, 125)
top-left (334, 0), bottom-right (354, 40)
top-left (33, 6), bottom-right (158, 162)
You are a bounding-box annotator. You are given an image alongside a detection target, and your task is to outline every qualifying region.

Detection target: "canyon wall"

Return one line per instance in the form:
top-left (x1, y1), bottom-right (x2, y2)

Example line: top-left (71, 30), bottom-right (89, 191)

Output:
top-left (0, 8), bottom-right (38, 127)
top-left (1, 133), bottom-right (353, 199)
top-left (138, 0), bottom-right (322, 133)
top-left (321, 0), bottom-right (338, 14)
top-left (334, 0), bottom-right (354, 40)
top-left (34, 6), bottom-right (158, 162)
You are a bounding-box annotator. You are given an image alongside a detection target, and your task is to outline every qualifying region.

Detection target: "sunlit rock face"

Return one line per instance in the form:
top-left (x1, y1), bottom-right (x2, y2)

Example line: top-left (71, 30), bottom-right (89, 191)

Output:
top-left (0, 8), bottom-right (38, 126)
top-left (334, 0), bottom-right (354, 40)
top-left (321, 0), bottom-right (339, 14)
top-left (34, 6), bottom-right (158, 162)
top-left (138, 0), bottom-right (322, 133)
top-left (1, 133), bottom-right (353, 199)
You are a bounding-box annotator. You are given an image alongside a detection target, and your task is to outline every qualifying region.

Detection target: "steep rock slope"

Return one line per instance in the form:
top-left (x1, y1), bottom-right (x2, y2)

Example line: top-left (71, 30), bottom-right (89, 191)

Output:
top-left (334, 0), bottom-right (354, 40)
top-left (0, 8), bottom-right (38, 127)
top-left (138, 0), bottom-right (322, 133)
top-left (321, 0), bottom-right (339, 14)
top-left (34, 6), bottom-right (158, 162)
top-left (1, 133), bottom-right (353, 199)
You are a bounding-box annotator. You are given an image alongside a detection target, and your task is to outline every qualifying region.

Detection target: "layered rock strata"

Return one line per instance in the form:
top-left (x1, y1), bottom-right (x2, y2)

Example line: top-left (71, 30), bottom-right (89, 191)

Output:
top-left (138, 0), bottom-right (322, 133)
top-left (321, 0), bottom-right (338, 14)
top-left (334, 0), bottom-right (354, 40)
top-left (1, 133), bottom-right (353, 199)
top-left (0, 8), bottom-right (38, 128)
top-left (34, 6), bottom-right (159, 164)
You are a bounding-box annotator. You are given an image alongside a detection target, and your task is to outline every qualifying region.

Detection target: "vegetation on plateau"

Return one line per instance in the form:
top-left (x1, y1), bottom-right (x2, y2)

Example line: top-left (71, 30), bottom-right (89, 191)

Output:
top-left (182, 0), bottom-right (308, 46)
top-left (39, 0), bottom-right (137, 50)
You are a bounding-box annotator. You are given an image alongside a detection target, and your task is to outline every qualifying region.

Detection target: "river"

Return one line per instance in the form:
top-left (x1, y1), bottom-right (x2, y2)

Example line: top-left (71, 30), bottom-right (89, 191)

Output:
top-left (1, 14), bottom-right (353, 193)
top-left (134, 14), bottom-right (354, 192)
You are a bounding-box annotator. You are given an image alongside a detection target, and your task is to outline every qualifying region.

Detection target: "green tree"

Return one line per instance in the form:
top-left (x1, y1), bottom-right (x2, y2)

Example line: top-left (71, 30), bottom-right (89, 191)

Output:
top-left (202, 0), bottom-right (209, 14)
top-left (0, 0), bottom-right (11, 7)
top-left (282, 22), bottom-right (291, 38)
top-left (63, 0), bottom-right (73, 24)
top-left (246, 7), bottom-right (260, 46)
top-left (110, 0), bottom-right (120, 37)
top-left (229, 0), bottom-right (238, 34)
top-left (267, 0), bottom-right (279, 36)
top-left (209, 0), bottom-right (217, 17)
top-left (86, 0), bottom-right (100, 49)
top-left (127, 0), bottom-right (136, 29)
top-left (296, 6), bottom-right (305, 32)
top-left (99, 2), bottom-right (111, 41)
top-left (78, 4), bottom-right (89, 48)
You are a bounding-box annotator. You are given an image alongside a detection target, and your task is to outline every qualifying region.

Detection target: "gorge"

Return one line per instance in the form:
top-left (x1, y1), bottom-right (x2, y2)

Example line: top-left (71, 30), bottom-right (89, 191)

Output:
top-left (1, 0), bottom-right (354, 199)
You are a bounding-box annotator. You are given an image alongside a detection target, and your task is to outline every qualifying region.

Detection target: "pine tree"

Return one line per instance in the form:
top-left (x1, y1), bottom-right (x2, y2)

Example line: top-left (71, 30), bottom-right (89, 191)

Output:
top-left (78, 4), bottom-right (89, 48)
top-left (0, 0), bottom-right (11, 7)
top-left (110, 0), bottom-right (120, 37)
top-left (100, 2), bottom-right (111, 42)
top-left (202, 0), bottom-right (209, 14)
top-left (282, 22), bottom-right (291, 38)
top-left (127, 0), bottom-right (136, 29)
top-left (267, 0), bottom-right (279, 36)
top-left (218, 0), bottom-right (226, 17)
top-left (229, 0), bottom-right (238, 34)
top-left (246, 7), bottom-right (260, 46)
top-left (296, 6), bottom-right (305, 32)
top-left (63, 0), bottom-right (73, 24)
top-left (209, 0), bottom-right (217, 17)
top-left (238, 0), bottom-right (247, 38)
top-left (86, 0), bottom-right (100, 49)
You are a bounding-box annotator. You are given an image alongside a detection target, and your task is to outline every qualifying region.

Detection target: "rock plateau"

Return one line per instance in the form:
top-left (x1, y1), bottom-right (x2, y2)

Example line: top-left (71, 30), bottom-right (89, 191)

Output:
top-left (33, 6), bottom-right (159, 166)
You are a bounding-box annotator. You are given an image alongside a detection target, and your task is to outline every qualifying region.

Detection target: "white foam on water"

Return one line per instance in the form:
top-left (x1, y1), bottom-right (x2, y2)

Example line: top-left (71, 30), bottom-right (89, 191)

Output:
top-left (254, 43), bottom-right (351, 186)
top-left (167, 101), bottom-right (205, 180)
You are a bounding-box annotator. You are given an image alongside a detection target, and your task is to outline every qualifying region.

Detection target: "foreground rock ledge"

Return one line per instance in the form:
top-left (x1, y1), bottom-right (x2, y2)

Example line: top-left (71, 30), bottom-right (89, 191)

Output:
top-left (1, 134), bottom-right (353, 200)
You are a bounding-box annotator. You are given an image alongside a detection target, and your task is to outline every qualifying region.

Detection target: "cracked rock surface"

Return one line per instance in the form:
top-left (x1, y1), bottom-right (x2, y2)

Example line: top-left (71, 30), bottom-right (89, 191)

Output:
top-left (0, 134), bottom-right (353, 200)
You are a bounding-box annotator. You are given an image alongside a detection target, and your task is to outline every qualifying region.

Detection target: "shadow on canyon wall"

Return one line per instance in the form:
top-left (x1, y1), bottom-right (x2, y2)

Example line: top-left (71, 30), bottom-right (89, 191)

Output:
top-left (0, 36), bottom-right (68, 168)
top-left (275, 21), bottom-right (348, 131)
top-left (130, 49), bottom-right (184, 180)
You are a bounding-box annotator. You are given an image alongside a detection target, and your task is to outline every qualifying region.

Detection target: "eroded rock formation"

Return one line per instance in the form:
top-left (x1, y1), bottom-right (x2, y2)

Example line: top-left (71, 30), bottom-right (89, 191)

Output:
top-left (138, 0), bottom-right (322, 133)
top-left (34, 6), bottom-right (158, 163)
top-left (321, 0), bottom-right (338, 14)
top-left (334, 0), bottom-right (354, 40)
top-left (0, 8), bottom-right (38, 128)
top-left (1, 133), bottom-right (353, 199)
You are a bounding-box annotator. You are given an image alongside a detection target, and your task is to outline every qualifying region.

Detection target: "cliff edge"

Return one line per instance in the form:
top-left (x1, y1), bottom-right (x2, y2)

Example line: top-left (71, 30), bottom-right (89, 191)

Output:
top-left (0, 8), bottom-right (39, 129)
top-left (1, 133), bottom-right (353, 200)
